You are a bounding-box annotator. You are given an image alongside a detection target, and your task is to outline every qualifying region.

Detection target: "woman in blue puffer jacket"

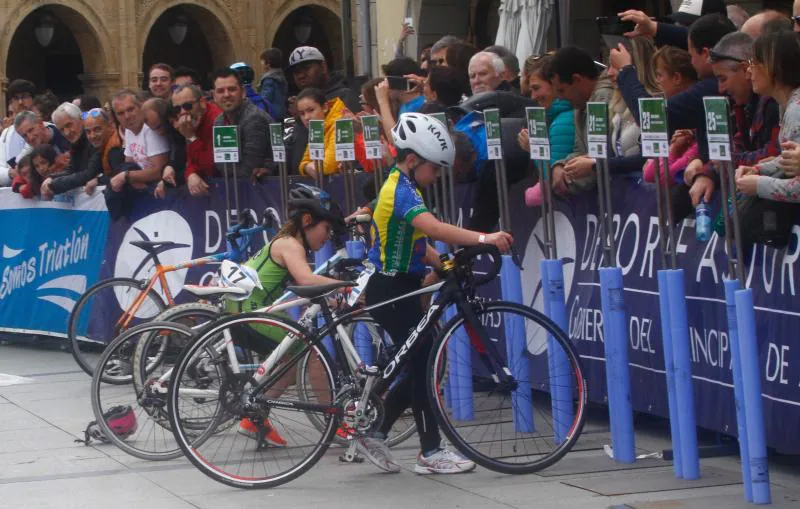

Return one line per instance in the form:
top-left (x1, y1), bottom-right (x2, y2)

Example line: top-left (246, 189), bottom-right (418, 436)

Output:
top-left (516, 54), bottom-right (575, 206)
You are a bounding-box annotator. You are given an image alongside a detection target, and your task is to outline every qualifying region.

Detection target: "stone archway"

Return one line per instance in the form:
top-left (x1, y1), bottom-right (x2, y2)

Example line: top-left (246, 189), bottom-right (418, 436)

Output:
top-left (1, 2), bottom-right (115, 105)
top-left (269, 1), bottom-right (342, 86)
top-left (140, 2), bottom-right (236, 90)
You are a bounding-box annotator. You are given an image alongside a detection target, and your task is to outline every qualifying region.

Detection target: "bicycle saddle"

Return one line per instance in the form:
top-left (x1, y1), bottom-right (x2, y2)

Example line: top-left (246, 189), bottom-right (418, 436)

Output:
top-left (129, 240), bottom-right (189, 254)
top-left (286, 281), bottom-right (355, 299)
top-left (183, 284), bottom-right (248, 299)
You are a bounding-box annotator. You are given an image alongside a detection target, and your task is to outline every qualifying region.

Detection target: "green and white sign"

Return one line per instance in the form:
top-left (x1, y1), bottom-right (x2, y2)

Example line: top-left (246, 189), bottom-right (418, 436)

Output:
top-left (429, 112), bottom-right (447, 127)
top-left (484, 108), bottom-right (503, 160)
top-left (525, 107), bottom-right (550, 161)
top-left (335, 119), bottom-right (355, 162)
top-left (703, 96), bottom-right (732, 162)
top-left (361, 115), bottom-right (382, 159)
top-left (638, 98), bottom-right (669, 158)
top-left (269, 123), bottom-right (286, 163)
top-left (212, 125), bottom-right (239, 163)
top-left (309, 119), bottom-right (325, 161)
top-left (586, 102), bottom-right (609, 160)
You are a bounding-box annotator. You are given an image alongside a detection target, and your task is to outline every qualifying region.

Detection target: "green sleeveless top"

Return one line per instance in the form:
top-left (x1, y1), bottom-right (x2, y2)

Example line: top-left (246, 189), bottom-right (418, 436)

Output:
top-left (226, 239), bottom-right (292, 342)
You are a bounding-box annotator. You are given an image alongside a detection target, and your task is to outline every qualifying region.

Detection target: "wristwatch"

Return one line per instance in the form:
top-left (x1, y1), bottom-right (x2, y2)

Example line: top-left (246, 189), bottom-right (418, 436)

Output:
top-left (478, 234), bottom-right (487, 244)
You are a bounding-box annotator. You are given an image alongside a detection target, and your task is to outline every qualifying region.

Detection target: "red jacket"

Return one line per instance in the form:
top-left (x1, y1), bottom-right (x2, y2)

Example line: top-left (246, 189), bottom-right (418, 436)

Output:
top-left (185, 102), bottom-right (223, 179)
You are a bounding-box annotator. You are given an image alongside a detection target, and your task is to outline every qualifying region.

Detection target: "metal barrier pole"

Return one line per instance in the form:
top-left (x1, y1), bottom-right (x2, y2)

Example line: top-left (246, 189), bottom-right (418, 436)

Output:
top-left (484, 108), bottom-right (531, 432)
top-left (703, 96), bottom-right (768, 503)
top-left (639, 97), bottom-right (699, 478)
top-left (587, 102), bottom-right (635, 463)
top-left (270, 124), bottom-right (290, 220)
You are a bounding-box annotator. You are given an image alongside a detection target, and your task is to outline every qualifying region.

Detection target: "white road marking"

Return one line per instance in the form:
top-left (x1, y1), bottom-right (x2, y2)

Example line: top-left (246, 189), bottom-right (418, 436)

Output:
top-left (0, 373), bottom-right (35, 386)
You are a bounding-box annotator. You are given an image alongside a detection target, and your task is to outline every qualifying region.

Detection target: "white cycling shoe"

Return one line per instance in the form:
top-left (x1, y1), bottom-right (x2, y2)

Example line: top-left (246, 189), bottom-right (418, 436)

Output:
top-left (414, 448), bottom-right (476, 475)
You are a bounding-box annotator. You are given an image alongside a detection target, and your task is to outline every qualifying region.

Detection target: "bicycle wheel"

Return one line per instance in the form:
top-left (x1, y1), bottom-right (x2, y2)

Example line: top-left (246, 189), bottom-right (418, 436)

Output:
top-left (168, 312), bottom-right (339, 489)
top-left (428, 301), bottom-right (587, 474)
top-left (296, 315), bottom-right (417, 448)
top-left (92, 322), bottom-right (194, 461)
top-left (132, 303), bottom-right (222, 433)
top-left (69, 277), bottom-right (166, 380)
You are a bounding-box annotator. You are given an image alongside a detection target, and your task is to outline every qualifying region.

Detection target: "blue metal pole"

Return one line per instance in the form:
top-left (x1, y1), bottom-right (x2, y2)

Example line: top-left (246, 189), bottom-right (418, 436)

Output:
top-left (734, 288), bottom-right (771, 504)
top-left (599, 266), bottom-right (635, 463)
top-left (724, 279), bottom-right (752, 502)
top-left (658, 270), bottom-right (683, 478)
top-left (666, 269), bottom-right (700, 480)
top-left (543, 259), bottom-right (573, 442)
top-left (501, 254), bottom-right (533, 432)
top-left (315, 241), bottom-right (336, 360)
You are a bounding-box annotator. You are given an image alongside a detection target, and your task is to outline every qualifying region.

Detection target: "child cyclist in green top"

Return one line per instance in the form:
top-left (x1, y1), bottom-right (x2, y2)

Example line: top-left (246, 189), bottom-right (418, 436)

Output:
top-left (357, 113), bottom-right (513, 474)
top-left (229, 184), bottom-right (346, 446)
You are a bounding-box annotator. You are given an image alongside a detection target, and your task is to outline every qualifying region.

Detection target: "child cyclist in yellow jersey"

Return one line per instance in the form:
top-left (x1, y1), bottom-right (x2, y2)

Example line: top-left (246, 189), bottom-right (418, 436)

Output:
top-left (358, 113), bottom-right (513, 474)
top-left (228, 184), bottom-right (346, 447)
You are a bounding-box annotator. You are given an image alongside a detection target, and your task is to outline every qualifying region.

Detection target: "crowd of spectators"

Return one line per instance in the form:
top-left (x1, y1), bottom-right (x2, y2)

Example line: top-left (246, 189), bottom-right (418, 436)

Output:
top-left (3, 1), bottom-right (800, 242)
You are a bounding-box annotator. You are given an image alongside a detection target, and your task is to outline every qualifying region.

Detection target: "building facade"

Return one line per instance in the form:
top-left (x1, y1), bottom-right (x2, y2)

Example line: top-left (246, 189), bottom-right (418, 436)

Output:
top-left (0, 0), bottom-right (345, 115)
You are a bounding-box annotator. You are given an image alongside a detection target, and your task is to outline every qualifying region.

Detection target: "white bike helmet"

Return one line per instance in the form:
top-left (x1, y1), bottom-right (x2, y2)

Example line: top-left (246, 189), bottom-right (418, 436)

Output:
top-left (391, 113), bottom-right (455, 168)
top-left (219, 260), bottom-right (262, 301)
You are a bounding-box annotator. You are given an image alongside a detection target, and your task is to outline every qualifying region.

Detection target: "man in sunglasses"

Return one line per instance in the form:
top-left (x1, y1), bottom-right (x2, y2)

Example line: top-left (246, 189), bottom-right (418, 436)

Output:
top-left (163, 84), bottom-right (222, 196)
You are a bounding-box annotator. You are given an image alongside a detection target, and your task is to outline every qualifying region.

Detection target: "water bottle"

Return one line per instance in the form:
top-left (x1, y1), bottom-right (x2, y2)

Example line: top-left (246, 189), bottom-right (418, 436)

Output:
top-left (695, 199), bottom-right (712, 242)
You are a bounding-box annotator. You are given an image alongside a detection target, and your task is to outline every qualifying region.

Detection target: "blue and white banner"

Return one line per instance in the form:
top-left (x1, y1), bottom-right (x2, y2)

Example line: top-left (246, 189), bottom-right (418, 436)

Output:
top-left (507, 175), bottom-right (800, 454)
top-left (0, 188), bottom-right (109, 337)
top-left (4, 173), bottom-right (800, 453)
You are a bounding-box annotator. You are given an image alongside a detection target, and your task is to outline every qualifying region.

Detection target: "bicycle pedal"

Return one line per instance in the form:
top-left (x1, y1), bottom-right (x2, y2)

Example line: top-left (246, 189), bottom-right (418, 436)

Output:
top-left (339, 453), bottom-right (364, 463)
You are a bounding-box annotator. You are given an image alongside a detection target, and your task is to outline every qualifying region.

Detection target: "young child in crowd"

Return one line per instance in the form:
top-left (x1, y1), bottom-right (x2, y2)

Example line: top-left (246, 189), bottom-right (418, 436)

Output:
top-left (10, 155), bottom-right (38, 198)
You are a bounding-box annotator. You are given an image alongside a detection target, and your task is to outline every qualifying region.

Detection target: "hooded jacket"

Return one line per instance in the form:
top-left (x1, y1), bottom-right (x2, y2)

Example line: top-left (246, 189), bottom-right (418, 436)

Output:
top-left (547, 98), bottom-right (575, 166)
top-left (259, 68), bottom-right (289, 120)
top-left (298, 97), bottom-right (368, 176)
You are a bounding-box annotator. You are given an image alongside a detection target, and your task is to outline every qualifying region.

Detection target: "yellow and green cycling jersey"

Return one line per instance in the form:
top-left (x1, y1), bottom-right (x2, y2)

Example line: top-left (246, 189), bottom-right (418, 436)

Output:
top-left (367, 168), bottom-right (429, 277)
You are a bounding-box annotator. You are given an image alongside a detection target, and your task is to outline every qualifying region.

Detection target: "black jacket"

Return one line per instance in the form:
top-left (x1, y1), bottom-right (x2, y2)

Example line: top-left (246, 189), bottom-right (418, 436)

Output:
top-left (214, 98), bottom-right (275, 177)
top-left (49, 132), bottom-right (98, 194)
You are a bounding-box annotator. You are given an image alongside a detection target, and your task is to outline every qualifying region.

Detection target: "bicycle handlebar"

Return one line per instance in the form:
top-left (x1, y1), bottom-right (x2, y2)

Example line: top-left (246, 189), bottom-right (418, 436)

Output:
top-left (450, 244), bottom-right (503, 287)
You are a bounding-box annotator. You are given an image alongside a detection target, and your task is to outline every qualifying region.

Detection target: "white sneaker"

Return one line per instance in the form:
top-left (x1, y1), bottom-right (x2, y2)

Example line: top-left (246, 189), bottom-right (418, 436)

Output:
top-left (414, 448), bottom-right (476, 475)
top-left (355, 435), bottom-right (401, 473)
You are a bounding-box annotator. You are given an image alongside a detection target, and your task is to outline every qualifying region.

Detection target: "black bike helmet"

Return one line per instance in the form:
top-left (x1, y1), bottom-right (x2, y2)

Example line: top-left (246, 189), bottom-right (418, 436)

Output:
top-left (288, 183), bottom-right (346, 232)
top-left (230, 62), bottom-right (255, 85)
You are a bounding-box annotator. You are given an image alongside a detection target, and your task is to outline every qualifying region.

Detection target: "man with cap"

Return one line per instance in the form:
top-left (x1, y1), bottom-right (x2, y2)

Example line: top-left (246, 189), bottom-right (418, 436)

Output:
top-left (286, 45), bottom-right (360, 172)
top-left (0, 79), bottom-right (35, 186)
top-left (619, 0), bottom-right (728, 50)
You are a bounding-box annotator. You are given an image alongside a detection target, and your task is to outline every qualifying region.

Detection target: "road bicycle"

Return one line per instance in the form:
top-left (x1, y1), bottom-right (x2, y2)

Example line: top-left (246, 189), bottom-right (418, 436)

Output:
top-left (166, 245), bottom-right (587, 489)
top-left (91, 219), bottom-right (415, 461)
top-left (67, 212), bottom-right (271, 380)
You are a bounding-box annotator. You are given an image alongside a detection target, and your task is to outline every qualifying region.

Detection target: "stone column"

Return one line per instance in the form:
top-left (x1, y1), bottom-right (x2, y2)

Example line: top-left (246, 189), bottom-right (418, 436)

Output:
top-left (0, 76), bottom-right (8, 119)
top-left (78, 72), bottom-right (123, 104)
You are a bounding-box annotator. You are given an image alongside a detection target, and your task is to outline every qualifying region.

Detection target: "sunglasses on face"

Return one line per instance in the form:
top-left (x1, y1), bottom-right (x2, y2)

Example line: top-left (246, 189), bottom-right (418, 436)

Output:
top-left (794, 16), bottom-right (800, 26)
top-left (11, 94), bottom-right (31, 101)
top-left (709, 49), bottom-right (745, 64)
top-left (81, 108), bottom-right (108, 121)
top-left (173, 100), bottom-right (199, 112)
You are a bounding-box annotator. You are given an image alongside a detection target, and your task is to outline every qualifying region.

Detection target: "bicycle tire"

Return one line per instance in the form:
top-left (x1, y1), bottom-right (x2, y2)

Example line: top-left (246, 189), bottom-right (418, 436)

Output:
top-left (168, 312), bottom-right (339, 489)
top-left (68, 277), bottom-right (167, 380)
top-left (91, 321), bottom-right (194, 461)
top-left (427, 300), bottom-right (587, 475)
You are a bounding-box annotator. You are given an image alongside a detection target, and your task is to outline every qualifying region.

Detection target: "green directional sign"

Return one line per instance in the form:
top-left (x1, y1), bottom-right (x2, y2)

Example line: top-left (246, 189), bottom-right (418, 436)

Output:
top-left (638, 98), bottom-right (669, 158)
top-left (484, 108), bottom-right (503, 160)
top-left (269, 123), bottom-right (286, 163)
top-left (703, 97), bottom-right (732, 161)
top-left (586, 102), bottom-right (609, 160)
top-left (213, 125), bottom-right (239, 163)
top-left (361, 115), bottom-right (382, 159)
top-left (309, 119), bottom-right (325, 161)
top-left (429, 112), bottom-right (447, 127)
top-left (525, 107), bottom-right (550, 161)
top-left (335, 119), bottom-right (355, 162)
